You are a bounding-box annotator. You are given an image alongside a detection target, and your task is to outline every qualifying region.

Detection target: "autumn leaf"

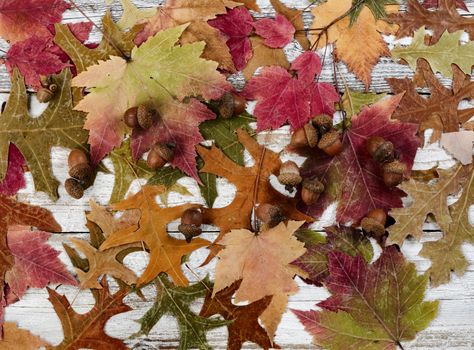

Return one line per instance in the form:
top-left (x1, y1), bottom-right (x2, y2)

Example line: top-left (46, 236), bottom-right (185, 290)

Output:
top-left (386, 59), bottom-right (474, 141)
top-left (392, 28), bottom-right (474, 78)
top-left (389, 0), bottom-right (473, 44)
top-left (100, 186), bottom-right (209, 287)
top-left (0, 0), bottom-right (68, 43)
top-left (47, 278), bottom-right (131, 350)
top-left (112, 0), bottom-right (157, 30)
top-left (292, 226), bottom-right (373, 286)
top-left (349, 0), bottom-right (398, 25)
top-left (0, 144), bottom-right (26, 197)
top-left (300, 95), bottom-right (419, 224)
top-left (253, 14), bottom-right (295, 48)
top-left (5, 225), bottom-right (77, 304)
top-left (200, 280), bottom-right (277, 350)
top-left (0, 323), bottom-right (49, 349)
top-left (440, 131), bottom-right (474, 165)
top-left (422, 0), bottom-right (468, 10)
top-left (243, 51), bottom-right (339, 131)
top-left (0, 69), bottom-right (88, 200)
top-left (135, 274), bottom-right (228, 349)
top-left (243, 36), bottom-right (290, 80)
top-left (341, 88), bottom-right (386, 116)
top-left (421, 164), bottom-right (474, 286)
top-left (310, 0), bottom-right (398, 88)
top-left (72, 24), bottom-right (230, 180)
top-left (293, 247), bottom-right (439, 350)
top-left (269, 0), bottom-right (310, 50)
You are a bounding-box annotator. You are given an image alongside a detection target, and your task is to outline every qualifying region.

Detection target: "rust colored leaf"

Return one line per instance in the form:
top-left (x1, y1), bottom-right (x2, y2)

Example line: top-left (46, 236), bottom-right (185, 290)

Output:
top-left (0, 322), bottom-right (49, 349)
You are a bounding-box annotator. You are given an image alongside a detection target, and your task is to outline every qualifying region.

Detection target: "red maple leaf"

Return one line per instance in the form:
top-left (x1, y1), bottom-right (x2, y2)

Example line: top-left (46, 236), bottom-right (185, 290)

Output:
top-left (422, 0), bottom-right (468, 10)
top-left (5, 225), bottom-right (77, 304)
top-left (0, 0), bottom-right (69, 43)
top-left (242, 51), bottom-right (339, 131)
top-left (253, 14), bottom-right (295, 48)
top-left (0, 144), bottom-right (26, 197)
top-left (209, 6), bottom-right (254, 71)
top-left (300, 95), bottom-right (419, 224)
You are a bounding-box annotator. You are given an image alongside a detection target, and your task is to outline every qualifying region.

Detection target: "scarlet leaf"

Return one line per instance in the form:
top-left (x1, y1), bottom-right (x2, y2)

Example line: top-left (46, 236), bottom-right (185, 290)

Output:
top-left (242, 51), bottom-right (339, 131)
top-left (0, 144), bottom-right (26, 197)
top-left (300, 95), bottom-right (419, 224)
top-left (253, 14), bottom-right (295, 48)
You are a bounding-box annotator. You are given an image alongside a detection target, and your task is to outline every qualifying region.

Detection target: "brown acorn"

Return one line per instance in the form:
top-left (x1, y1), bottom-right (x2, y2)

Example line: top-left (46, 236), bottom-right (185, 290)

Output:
top-left (383, 160), bottom-right (407, 187)
top-left (312, 114), bottom-right (333, 134)
top-left (68, 149), bottom-right (89, 169)
top-left (123, 107), bottom-right (140, 128)
top-left (65, 178), bottom-right (84, 199)
top-left (147, 144), bottom-right (174, 170)
top-left (233, 94), bottom-right (247, 115)
top-left (218, 93), bottom-right (247, 118)
top-left (40, 75), bottom-right (52, 88)
top-left (48, 84), bottom-right (58, 93)
top-left (68, 149), bottom-right (93, 187)
top-left (361, 208), bottom-right (387, 237)
top-left (255, 203), bottom-right (285, 229)
top-left (318, 130), bottom-right (343, 156)
top-left (137, 105), bottom-right (155, 129)
top-left (36, 88), bottom-right (54, 103)
top-left (367, 136), bottom-right (394, 164)
top-left (290, 123), bottom-right (318, 148)
top-left (178, 208), bottom-right (203, 242)
top-left (278, 161), bottom-right (302, 188)
top-left (301, 177), bottom-right (324, 205)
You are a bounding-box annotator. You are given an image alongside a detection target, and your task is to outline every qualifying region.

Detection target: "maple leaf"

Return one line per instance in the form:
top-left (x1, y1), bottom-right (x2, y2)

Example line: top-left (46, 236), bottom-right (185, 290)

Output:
top-left (389, 0), bottom-right (473, 44)
top-left (253, 14), bottom-right (295, 48)
top-left (242, 51), bottom-right (339, 131)
top-left (421, 164), bottom-right (474, 286)
top-left (310, 0), bottom-right (398, 88)
top-left (440, 131), bottom-right (474, 165)
top-left (0, 69), bottom-right (88, 200)
top-left (300, 95), bottom-right (419, 224)
top-left (422, 0), bottom-right (468, 10)
top-left (100, 186), bottom-right (209, 287)
top-left (270, 0), bottom-right (310, 50)
top-left (341, 88), bottom-right (386, 116)
top-left (349, 0), bottom-right (398, 25)
top-left (0, 322), bottom-right (49, 349)
top-left (72, 24), bottom-right (230, 179)
top-left (0, 0), bottom-right (68, 43)
top-left (112, 0), bottom-right (157, 30)
top-left (5, 225), bottom-right (77, 304)
top-left (135, 274), bottom-right (228, 349)
top-left (243, 36), bottom-right (290, 80)
top-left (386, 59), bottom-right (474, 141)
top-left (392, 28), bottom-right (474, 78)
top-left (0, 144), bottom-right (26, 197)
top-left (292, 226), bottom-right (373, 286)
top-left (387, 165), bottom-right (469, 246)
top-left (47, 277), bottom-right (131, 350)
top-left (293, 247), bottom-right (439, 350)
top-left (200, 280), bottom-right (277, 350)
top-left (197, 128), bottom-right (312, 243)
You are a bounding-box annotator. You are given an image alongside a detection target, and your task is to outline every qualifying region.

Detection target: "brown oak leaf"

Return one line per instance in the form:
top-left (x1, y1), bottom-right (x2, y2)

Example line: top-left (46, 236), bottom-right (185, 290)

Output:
top-left (0, 322), bottom-right (49, 349)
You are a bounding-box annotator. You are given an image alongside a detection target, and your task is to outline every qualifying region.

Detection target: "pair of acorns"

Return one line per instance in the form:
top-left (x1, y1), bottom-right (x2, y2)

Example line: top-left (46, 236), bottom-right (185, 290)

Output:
top-left (277, 160), bottom-right (324, 205)
top-left (290, 114), bottom-right (343, 156)
top-left (366, 136), bottom-right (407, 187)
top-left (37, 76), bottom-right (58, 103)
top-left (216, 92), bottom-right (247, 119)
top-left (361, 208), bottom-right (387, 238)
top-left (65, 149), bottom-right (94, 199)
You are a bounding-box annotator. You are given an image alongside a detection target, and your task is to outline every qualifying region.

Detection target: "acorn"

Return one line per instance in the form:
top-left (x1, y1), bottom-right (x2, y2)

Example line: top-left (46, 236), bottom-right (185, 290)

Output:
top-left (65, 178), bottom-right (84, 199)
top-left (382, 160), bottom-right (407, 187)
top-left (68, 149), bottom-right (93, 187)
top-left (36, 87), bottom-right (55, 103)
top-left (40, 75), bottom-right (52, 88)
top-left (147, 144), bottom-right (174, 170)
top-left (367, 136), bottom-right (395, 164)
top-left (123, 107), bottom-right (140, 128)
top-left (218, 93), bottom-right (247, 118)
top-left (48, 84), bottom-right (58, 93)
top-left (137, 105), bottom-right (155, 129)
top-left (255, 203), bottom-right (285, 228)
top-left (318, 130), bottom-right (343, 156)
top-left (301, 177), bottom-right (324, 205)
top-left (178, 208), bottom-right (203, 242)
top-left (312, 114), bottom-right (333, 134)
top-left (290, 123), bottom-right (318, 148)
top-left (233, 94), bottom-right (247, 115)
top-left (68, 149), bottom-right (89, 169)
top-left (361, 208), bottom-right (387, 237)
top-left (278, 161), bottom-right (302, 188)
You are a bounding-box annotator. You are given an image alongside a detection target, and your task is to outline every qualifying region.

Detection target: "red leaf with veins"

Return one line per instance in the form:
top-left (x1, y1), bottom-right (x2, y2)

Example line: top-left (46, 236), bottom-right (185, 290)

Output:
top-left (422, 0), bottom-right (468, 10)
top-left (300, 95), bottom-right (419, 224)
top-left (242, 51), bottom-right (339, 131)
top-left (209, 7), bottom-right (254, 70)
top-left (0, 0), bottom-right (69, 43)
top-left (0, 144), bottom-right (26, 197)
top-left (5, 225), bottom-right (77, 304)
top-left (253, 14), bottom-right (295, 48)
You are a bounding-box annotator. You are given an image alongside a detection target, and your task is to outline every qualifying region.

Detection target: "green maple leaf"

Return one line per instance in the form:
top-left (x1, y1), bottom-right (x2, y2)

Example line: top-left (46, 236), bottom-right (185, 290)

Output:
top-left (341, 88), bottom-right (386, 117)
top-left (392, 28), bottom-right (474, 77)
top-left (349, 0), bottom-right (398, 25)
top-left (135, 274), bottom-right (229, 350)
top-left (0, 69), bottom-right (88, 200)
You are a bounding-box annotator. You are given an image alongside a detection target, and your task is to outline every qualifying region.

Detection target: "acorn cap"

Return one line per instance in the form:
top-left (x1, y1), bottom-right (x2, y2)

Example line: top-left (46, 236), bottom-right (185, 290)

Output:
top-left (302, 178), bottom-right (324, 193)
top-left (178, 224), bottom-right (202, 243)
top-left (154, 144), bottom-right (174, 162)
top-left (218, 92), bottom-right (235, 119)
top-left (278, 161), bottom-right (302, 186)
top-left (137, 105), bottom-right (154, 129)
top-left (361, 217), bottom-right (385, 237)
top-left (312, 114), bottom-right (333, 131)
top-left (318, 130), bottom-right (340, 149)
top-left (383, 160), bottom-right (406, 175)
top-left (304, 123), bottom-right (318, 148)
top-left (65, 178), bottom-right (84, 199)
top-left (69, 163), bottom-right (93, 187)
top-left (373, 141), bottom-right (394, 164)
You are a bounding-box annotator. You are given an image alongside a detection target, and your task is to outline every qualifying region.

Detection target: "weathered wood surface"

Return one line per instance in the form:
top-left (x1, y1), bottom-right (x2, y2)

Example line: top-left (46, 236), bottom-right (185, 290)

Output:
top-left (3, 0), bottom-right (474, 349)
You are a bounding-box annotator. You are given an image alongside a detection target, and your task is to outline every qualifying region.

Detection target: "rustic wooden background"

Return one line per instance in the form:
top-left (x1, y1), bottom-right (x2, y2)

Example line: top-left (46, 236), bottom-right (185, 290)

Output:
top-left (2, 0), bottom-right (474, 349)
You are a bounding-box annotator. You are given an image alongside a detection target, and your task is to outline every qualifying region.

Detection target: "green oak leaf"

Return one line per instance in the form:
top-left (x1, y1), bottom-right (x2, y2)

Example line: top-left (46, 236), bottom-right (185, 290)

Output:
top-left (349, 0), bottom-right (398, 26)
top-left (392, 28), bottom-right (474, 77)
top-left (341, 88), bottom-right (386, 116)
top-left (0, 69), bottom-right (88, 200)
top-left (135, 274), bottom-right (229, 350)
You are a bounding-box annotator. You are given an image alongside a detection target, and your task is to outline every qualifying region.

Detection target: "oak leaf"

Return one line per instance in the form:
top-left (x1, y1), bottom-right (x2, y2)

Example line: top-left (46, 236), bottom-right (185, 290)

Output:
top-left (0, 144), bottom-right (26, 197)
top-left (349, 0), bottom-right (398, 25)
top-left (341, 88), bottom-right (386, 117)
top-left (47, 278), bottom-right (131, 350)
top-left (293, 247), bottom-right (439, 350)
top-left (0, 322), bottom-right (49, 349)
top-left (0, 69), bottom-right (88, 200)
top-left (135, 274), bottom-right (228, 349)
top-left (292, 226), bottom-right (373, 286)
top-left (440, 131), bottom-right (474, 165)
top-left (100, 186), bottom-right (210, 287)
top-left (269, 0), bottom-right (310, 50)
top-left (310, 0), bottom-right (398, 88)
top-left (423, 0), bottom-right (468, 10)
top-left (300, 95), bottom-right (419, 224)
top-left (386, 59), bottom-right (474, 141)
top-left (253, 14), bottom-right (295, 48)
top-left (200, 280), bottom-right (277, 350)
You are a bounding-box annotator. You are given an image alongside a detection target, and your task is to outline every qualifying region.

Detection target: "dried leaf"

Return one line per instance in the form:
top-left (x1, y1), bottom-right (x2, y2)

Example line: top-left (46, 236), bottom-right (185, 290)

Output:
top-left (0, 322), bottom-right (49, 349)
top-left (0, 144), bottom-right (26, 197)
top-left (440, 131), bottom-right (474, 165)
top-left (243, 36), bottom-right (289, 80)
top-left (253, 14), bottom-right (295, 48)
top-left (114, 0), bottom-right (157, 30)
top-left (349, 0), bottom-right (398, 25)
top-left (423, 0), bottom-right (468, 10)
top-left (341, 88), bottom-right (386, 116)
top-left (270, 0), bottom-right (310, 50)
